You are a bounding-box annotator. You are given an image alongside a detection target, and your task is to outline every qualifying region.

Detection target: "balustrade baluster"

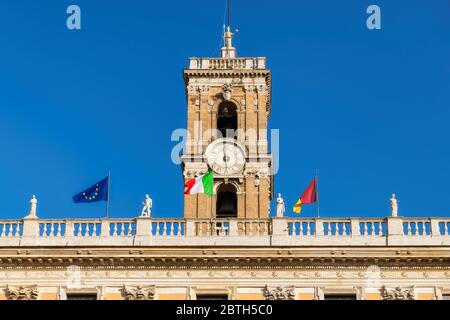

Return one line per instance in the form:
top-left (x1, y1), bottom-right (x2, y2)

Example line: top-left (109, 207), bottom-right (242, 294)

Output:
top-left (442, 222), bottom-right (447, 235)
top-left (292, 223), bottom-right (297, 236)
top-left (206, 222), bottom-right (211, 236)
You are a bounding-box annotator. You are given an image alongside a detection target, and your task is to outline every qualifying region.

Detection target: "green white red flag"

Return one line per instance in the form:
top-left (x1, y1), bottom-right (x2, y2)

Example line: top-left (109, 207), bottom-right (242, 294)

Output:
top-left (184, 171), bottom-right (214, 196)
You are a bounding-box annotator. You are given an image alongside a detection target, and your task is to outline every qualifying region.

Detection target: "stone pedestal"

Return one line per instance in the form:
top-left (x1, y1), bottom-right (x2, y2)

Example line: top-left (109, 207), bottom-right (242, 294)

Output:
top-left (20, 218), bottom-right (40, 246)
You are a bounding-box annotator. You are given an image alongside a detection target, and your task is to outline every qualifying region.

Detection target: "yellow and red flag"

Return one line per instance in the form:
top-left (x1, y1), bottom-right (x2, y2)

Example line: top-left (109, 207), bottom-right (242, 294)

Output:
top-left (293, 178), bottom-right (318, 213)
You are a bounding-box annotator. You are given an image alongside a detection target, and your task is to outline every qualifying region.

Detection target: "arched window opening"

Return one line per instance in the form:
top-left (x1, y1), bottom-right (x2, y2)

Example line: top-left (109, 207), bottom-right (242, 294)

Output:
top-left (216, 184), bottom-right (238, 218)
top-left (217, 102), bottom-right (237, 139)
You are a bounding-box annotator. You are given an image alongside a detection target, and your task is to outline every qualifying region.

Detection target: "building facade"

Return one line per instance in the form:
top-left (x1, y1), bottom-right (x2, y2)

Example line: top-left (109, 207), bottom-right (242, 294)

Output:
top-left (1, 27), bottom-right (450, 301)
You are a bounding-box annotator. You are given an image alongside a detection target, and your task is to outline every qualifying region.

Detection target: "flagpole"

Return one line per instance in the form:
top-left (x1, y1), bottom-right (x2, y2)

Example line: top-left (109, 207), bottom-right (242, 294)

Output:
top-left (227, 0), bottom-right (230, 27)
top-left (106, 170), bottom-right (111, 219)
top-left (315, 169), bottom-right (320, 218)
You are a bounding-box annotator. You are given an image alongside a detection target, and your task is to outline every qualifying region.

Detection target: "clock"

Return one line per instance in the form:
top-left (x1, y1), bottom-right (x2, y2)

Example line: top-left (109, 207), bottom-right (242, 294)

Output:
top-left (205, 139), bottom-right (246, 176)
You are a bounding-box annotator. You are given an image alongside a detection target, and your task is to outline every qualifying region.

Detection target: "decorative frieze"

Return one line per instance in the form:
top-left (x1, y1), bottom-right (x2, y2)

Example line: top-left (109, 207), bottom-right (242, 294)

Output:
top-left (381, 286), bottom-right (415, 300)
top-left (263, 286), bottom-right (295, 300)
top-left (121, 285), bottom-right (156, 300)
top-left (5, 286), bottom-right (39, 300)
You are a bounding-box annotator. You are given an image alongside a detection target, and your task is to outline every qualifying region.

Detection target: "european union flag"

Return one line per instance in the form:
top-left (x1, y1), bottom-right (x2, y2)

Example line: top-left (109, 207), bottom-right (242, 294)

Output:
top-left (73, 176), bottom-right (109, 203)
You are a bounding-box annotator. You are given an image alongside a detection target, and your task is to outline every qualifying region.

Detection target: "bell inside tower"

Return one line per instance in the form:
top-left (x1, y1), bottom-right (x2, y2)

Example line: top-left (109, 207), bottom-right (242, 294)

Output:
top-left (216, 184), bottom-right (238, 218)
top-left (217, 102), bottom-right (237, 139)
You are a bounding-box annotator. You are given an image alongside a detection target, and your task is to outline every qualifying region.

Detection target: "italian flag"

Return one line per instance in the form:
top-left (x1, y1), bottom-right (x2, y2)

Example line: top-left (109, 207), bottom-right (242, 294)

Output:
top-left (184, 171), bottom-right (214, 196)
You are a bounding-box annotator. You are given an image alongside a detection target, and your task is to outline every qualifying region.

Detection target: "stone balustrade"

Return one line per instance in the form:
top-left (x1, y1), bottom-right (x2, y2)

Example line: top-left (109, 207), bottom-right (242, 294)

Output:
top-left (188, 57), bottom-right (267, 70)
top-left (1, 217), bottom-right (450, 247)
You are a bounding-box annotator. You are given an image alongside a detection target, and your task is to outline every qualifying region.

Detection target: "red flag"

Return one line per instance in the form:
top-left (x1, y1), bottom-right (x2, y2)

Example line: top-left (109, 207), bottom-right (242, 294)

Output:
top-left (293, 178), bottom-right (318, 213)
top-left (301, 178), bottom-right (318, 204)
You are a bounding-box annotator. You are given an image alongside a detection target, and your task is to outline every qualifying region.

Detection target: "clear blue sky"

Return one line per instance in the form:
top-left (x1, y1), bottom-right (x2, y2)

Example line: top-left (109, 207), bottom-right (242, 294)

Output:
top-left (0, 0), bottom-right (449, 219)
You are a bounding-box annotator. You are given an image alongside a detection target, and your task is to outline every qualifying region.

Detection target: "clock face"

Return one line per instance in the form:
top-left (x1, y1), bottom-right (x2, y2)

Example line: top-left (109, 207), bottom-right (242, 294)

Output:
top-left (205, 140), bottom-right (246, 176)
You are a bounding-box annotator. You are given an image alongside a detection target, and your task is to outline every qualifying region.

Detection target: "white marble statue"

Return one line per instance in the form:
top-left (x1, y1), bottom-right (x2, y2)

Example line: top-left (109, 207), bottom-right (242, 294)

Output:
top-left (276, 193), bottom-right (285, 218)
top-left (25, 195), bottom-right (38, 219)
top-left (141, 195), bottom-right (152, 218)
top-left (223, 26), bottom-right (236, 48)
top-left (390, 194), bottom-right (398, 217)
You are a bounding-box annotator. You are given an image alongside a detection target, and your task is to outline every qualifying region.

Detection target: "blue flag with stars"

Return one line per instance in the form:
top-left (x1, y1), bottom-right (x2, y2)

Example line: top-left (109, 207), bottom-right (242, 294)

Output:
top-left (73, 176), bottom-right (109, 203)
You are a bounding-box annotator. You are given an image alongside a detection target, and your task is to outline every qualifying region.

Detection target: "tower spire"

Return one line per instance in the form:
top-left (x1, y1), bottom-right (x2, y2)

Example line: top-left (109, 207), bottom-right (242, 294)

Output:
top-left (221, 0), bottom-right (238, 58)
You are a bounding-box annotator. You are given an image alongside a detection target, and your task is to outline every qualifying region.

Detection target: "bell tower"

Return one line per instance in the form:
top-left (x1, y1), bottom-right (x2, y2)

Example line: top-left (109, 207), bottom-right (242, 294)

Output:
top-left (181, 21), bottom-right (273, 220)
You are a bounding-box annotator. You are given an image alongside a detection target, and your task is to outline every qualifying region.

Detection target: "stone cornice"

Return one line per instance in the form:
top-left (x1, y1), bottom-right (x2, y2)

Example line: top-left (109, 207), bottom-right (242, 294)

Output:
top-left (2, 247), bottom-right (450, 269)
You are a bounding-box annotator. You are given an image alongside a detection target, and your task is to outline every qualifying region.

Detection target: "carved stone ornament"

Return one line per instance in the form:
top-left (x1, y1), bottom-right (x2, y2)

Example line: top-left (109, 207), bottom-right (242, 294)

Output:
top-left (244, 168), bottom-right (270, 179)
top-left (187, 85), bottom-right (198, 95)
top-left (5, 286), bottom-right (39, 300)
top-left (184, 170), bottom-right (208, 180)
top-left (263, 286), bottom-right (295, 300)
top-left (256, 85), bottom-right (267, 94)
top-left (121, 285), bottom-right (156, 300)
top-left (222, 83), bottom-right (233, 101)
top-left (381, 286), bottom-right (415, 300)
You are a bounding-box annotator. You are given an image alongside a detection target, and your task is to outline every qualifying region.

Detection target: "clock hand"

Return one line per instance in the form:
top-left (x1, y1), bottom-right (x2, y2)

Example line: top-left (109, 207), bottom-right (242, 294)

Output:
top-left (223, 143), bottom-right (228, 170)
